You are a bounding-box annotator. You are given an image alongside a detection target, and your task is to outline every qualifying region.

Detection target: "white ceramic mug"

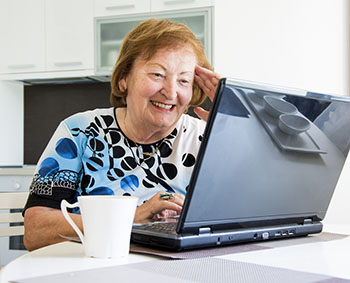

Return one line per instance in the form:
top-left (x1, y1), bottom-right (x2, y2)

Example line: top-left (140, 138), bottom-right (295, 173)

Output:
top-left (61, 195), bottom-right (138, 258)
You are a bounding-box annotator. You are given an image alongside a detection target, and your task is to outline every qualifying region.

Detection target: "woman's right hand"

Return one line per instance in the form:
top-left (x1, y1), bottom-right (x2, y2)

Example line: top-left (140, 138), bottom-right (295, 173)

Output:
top-left (133, 192), bottom-right (185, 223)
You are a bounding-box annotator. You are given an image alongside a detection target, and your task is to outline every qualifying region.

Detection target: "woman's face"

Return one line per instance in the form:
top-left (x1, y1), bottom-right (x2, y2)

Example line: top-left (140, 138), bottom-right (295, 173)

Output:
top-left (120, 44), bottom-right (197, 134)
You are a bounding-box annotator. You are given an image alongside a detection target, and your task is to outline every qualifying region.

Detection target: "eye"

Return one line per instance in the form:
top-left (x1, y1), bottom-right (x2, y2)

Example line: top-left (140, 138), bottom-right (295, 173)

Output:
top-left (152, 73), bottom-right (164, 79)
top-left (179, 78), bottom-right (191, 86)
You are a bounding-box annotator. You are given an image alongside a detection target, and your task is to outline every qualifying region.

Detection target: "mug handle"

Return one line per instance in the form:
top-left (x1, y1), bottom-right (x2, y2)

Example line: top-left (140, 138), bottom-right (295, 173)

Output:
top-left (60, 199), bottom-right (85, 245)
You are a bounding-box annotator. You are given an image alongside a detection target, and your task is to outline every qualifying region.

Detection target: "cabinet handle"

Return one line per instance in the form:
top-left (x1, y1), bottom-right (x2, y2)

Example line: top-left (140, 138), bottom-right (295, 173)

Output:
top-left (13, 183), bottom-right (21, 190)
top-left (105, 4), bottom-right (135, 11)
top-left (53, 61), bottom-right (83, 67)
top-left (7, 64), bottom-right (35, 70)
top-left (163, 0), bottom-right (196, 5)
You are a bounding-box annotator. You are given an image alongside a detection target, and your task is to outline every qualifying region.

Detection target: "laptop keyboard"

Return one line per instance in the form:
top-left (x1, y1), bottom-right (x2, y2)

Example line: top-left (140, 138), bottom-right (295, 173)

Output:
top-left (141, 222), bottom-right (178, 235)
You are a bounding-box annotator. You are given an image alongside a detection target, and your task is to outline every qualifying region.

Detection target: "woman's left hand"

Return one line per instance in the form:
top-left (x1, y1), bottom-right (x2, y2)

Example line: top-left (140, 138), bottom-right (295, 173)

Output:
top-left (194, 65), bottom-right (221, 121)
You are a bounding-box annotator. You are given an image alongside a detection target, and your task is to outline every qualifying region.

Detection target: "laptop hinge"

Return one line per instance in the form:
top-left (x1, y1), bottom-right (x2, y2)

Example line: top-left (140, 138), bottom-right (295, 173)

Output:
top-left (198, 227), bottom-right (211, 234)
top-left (303, 218), bottom-right (313, 225)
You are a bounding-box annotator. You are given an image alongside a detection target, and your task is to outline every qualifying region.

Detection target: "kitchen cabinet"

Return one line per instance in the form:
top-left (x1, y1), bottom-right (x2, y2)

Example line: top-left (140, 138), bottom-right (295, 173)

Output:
top-left (0, 172), bottom-right (33, 193)
top-left (0, 0), bottom-right (46, 74)
top-left (0, 81), bottom-right (23, 166)
top-left (0, 0), bottom-right (94, 80)
top-left (95, 6), bottom-right (213, 75)
top-left (0, 0), bottom-right (213, 80)
top-left (46, 0), bottom-right (94, 72)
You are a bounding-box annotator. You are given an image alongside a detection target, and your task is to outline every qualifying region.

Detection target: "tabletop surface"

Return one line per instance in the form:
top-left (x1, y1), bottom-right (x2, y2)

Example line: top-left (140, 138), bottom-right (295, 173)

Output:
top-left (1, 224), bottom-right (349, 283)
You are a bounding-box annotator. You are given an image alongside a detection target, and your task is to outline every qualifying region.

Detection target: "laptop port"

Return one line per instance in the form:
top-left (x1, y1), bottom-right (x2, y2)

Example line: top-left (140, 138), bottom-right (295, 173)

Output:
top-left (275, 231), bottom-right (281, 237)
top-left (262, 232), bottom-right (269, 240)
top-left (217, 237), bottom-right (222, 245)
top-left (282, 231), bottom-right (288, 236)
top-left (288, 230), bottom-right (295, 235)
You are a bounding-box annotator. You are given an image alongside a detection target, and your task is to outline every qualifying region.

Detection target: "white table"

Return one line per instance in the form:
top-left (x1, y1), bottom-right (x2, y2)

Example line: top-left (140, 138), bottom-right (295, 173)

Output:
top-left (1, 225), bottom-right (349, 283)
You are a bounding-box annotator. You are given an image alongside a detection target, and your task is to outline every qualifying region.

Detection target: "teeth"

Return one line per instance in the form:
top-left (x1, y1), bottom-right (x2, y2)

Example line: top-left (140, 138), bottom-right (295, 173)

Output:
top-left (151, 101), bottom-right (173, 110)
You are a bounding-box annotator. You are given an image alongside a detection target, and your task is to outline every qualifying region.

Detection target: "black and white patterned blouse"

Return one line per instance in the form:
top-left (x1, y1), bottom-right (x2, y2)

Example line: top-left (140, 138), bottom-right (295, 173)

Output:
top-left (24, 107), bottom-right (205, 212)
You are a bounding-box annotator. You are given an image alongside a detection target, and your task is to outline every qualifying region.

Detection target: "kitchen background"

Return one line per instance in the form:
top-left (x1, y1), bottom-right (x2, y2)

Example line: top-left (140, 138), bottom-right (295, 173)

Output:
top-left (0, 0), bottom-right (349, 265)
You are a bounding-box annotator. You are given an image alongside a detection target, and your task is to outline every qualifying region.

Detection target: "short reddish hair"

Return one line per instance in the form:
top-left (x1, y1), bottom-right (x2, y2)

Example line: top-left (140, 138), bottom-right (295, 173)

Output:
top-left (110, 18), bottom-right (212, 108)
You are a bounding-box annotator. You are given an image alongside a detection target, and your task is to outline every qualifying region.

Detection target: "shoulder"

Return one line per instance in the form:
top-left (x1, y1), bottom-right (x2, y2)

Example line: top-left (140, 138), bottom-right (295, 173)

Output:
top-left (180, 114), bottom-right (206, 131)
top-left (62, 107), bottom-right (116, 129)
top-left (174, 114), bottom-right (205, 145)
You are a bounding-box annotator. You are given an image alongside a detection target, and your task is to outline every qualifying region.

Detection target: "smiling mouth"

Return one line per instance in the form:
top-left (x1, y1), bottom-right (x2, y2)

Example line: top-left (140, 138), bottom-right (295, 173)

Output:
top-left (150, 101), bottom-right (175, 110)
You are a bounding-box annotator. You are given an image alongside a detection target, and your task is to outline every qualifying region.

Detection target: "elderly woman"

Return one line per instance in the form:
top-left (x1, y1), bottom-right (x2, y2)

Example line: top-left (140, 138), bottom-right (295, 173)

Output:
top-left (23, 19), bottom-right (219, 251)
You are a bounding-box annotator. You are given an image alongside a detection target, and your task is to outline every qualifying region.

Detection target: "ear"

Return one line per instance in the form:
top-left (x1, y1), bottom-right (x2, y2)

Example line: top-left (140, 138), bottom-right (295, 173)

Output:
top-left (119, 78), bottom-right (127, 92)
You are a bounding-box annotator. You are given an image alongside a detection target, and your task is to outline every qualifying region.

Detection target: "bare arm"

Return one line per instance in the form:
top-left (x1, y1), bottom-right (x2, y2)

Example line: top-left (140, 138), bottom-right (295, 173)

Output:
top-left (23, 206), bottom-right (83, 251)
top-left (24, 192), bottom-right (184, 251)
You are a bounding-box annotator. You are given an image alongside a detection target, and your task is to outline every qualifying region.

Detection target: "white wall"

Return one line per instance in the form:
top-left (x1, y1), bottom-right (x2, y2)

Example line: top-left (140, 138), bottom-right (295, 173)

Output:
top-left (214, 0), bottom-right (350, 227)
top-left (0, 81), bottom-right (23, 166)
top-left (213, 0), bottom-right (350, 97)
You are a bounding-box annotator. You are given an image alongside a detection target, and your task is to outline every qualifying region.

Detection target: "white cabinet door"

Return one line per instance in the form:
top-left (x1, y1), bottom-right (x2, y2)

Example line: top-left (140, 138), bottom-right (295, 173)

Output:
top-left (94, 0), bottom-right (151, 17)
top-left (0, 0), bottom-right (46, 74)
top-left (151, 0), bottom-right (213, 12)
top-left (0, 82), bottom-right (23, 166)
top-left (95, 7), bottom-right (213, 74)
top-left (46, 0), bottom-right (94, 72)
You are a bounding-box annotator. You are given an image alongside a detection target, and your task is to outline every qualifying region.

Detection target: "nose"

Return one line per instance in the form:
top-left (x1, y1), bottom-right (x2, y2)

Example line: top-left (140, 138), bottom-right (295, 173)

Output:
top-left (161, 78), bottom-right (177, 100)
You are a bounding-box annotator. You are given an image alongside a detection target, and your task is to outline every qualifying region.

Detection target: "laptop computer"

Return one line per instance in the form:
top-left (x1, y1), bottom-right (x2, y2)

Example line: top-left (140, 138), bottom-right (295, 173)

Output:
top-left (131, 77), bottom-right (350, 251)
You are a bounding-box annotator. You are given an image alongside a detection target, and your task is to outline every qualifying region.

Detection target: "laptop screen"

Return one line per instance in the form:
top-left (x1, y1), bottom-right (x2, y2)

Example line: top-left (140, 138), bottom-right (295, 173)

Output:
top-left (180, 78), bottom-right (350, 233)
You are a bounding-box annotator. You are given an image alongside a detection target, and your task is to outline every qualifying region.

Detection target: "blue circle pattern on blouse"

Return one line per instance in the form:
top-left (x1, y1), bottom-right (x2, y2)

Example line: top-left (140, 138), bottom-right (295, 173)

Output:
top-left (121, 175), bottom-right (139, 192)
top-left (89, 186), bottom-right (114, 195)
top-left (38, 138), bottom-right (78, 177)
top-left (38, 157), bottom-right (59, 177)
top-left (55, 138), bottom-right (78, 159)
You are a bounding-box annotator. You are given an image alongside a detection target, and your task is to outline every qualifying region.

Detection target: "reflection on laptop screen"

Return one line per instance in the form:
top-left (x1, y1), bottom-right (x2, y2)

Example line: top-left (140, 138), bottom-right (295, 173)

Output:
top-left (182, 79), bottom-right (350, 232)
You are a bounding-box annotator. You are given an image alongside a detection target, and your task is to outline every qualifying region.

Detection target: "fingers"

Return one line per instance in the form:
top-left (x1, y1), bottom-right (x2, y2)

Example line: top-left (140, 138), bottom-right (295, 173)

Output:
top-left (195, 65), bottom-right (221, 81)
top-left (149, 197), bottom-right (182, 221)
top-left (195, 65), bottom-right (221, 101)
top-left (134, 192), bottom-right (185, 223)
top-left (195, 74), bottom-right (212, 97)
top-left (156, 209), bottom-right (179, 221)
top-left (157, 192), bottom-right (184, 212)
top-left (194, 66), bottom-right (221, 121)
top-left (193, 107), bottom-right (210, 122)
top-left (157, 200), bottom-right (182, 214)
top-left (170, 193), bottom-right (185, 206)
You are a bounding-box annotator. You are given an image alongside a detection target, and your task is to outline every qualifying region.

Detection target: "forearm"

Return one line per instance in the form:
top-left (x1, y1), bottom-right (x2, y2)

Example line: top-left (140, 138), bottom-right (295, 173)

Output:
top-left (23, 206), bottom-right (82, 251)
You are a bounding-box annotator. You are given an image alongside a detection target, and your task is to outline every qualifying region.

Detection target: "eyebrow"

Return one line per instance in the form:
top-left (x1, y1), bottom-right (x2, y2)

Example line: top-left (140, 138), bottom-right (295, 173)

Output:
top-left (146, 63), bottom-right (194, 75)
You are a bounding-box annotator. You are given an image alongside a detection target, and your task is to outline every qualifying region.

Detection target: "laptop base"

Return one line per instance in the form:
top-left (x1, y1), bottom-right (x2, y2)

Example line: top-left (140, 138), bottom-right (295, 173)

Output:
top-left (132, 222), bottom-right (323, 251)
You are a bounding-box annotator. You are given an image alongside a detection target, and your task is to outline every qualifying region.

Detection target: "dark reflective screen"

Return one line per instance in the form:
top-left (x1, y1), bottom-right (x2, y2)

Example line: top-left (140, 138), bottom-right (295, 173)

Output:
top-left (184, 81), bottom-right (350, 228)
